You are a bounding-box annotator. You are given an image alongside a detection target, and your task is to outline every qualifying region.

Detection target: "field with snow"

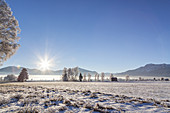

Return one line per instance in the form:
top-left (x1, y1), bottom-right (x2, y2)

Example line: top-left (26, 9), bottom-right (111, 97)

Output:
top-left (0, 81), bottom-right (170, 113)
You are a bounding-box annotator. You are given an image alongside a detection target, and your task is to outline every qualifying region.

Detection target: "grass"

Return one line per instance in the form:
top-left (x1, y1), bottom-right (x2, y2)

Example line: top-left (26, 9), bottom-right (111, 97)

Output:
top-left (0, 82), bottom-right (170, 112)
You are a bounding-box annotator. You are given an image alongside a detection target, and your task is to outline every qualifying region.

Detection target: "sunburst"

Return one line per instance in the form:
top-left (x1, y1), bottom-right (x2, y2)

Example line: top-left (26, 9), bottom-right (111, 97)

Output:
top-left (38, 56), bottom-right (52, 71)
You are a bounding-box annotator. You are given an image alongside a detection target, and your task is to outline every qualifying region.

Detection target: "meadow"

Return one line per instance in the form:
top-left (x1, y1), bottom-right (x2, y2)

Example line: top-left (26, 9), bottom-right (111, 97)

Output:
top-left (0, 81), bottom-right (170, 113)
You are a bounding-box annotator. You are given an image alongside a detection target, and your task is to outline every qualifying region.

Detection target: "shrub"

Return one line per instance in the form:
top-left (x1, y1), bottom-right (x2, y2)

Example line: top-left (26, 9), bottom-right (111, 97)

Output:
top-left (4, 74), bottom-right (17, 81)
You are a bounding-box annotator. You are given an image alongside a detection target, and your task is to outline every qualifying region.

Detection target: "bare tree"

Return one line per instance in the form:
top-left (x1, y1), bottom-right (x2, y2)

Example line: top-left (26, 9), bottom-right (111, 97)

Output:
top-left (17, 68), bottom-right (29, 82)
top-left (0, 0), bottom-right (21, 65)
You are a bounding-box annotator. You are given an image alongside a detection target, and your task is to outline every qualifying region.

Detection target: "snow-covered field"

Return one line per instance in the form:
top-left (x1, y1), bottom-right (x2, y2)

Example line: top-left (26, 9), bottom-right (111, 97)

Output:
top-left (0, 81), bottom-right (170, 113)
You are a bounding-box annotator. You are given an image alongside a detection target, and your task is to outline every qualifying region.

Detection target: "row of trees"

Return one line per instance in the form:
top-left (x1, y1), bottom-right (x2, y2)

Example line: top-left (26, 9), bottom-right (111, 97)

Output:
top-left (62, 67), bottom-right (97, 81)
top-left (1, 66), bottom-right (118, 82)
top-left (80, 73), bottom-right (117, 82)
top-left (62, 67), bottom-right (118, 82)
top-left (62, 67), bottom-right (79, 81)
top-left (0, 68), bottom-right (29, 82)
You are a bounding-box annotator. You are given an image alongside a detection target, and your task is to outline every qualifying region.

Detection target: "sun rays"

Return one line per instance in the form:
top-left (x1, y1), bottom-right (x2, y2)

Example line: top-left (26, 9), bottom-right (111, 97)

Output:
top-left (37, 55), bottom-right (53, 71)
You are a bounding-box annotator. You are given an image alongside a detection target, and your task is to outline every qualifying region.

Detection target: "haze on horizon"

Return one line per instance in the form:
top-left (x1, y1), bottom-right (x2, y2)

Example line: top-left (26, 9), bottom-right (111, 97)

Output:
top-left (2, 0), bottom-right (170, 73)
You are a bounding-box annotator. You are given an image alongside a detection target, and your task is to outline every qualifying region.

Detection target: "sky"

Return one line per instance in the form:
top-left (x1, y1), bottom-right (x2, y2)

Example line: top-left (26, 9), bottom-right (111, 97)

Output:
top-left (2, 0), bottom-right (170, 73)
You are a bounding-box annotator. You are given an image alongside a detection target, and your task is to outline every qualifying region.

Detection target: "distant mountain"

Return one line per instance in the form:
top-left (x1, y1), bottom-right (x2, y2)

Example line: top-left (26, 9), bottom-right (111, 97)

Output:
top-left (0, 66), bottom-right (98, 75)
top-left (0, 66), bottom-right (55, 75)
top-left (0, 66), bottom-right (22, 75)
top-left (78, 68), bottom-right (97, 75)
top-left (1, 64), bottom-right (169, 77)
top-left (116, 64), bottom-right (170, 77)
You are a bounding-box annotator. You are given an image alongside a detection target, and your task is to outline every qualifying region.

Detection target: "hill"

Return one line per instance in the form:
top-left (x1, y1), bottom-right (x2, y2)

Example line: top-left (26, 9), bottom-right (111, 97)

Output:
top-left (116, 64), bottom-right (170, 77)
top-left (1, 64), bottom-right (169, 77)
top-left (0, 66), bottom-right (97, 75)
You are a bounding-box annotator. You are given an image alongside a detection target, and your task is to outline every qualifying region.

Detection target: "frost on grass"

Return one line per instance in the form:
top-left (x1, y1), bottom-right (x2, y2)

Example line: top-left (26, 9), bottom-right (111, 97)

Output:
top-left (0, 82), bottom-right (170, 113)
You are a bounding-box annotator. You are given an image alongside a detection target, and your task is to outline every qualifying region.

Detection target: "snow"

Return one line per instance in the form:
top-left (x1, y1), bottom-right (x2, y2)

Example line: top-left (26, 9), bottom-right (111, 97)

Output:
top-left (0, 81), bottom-right (170, 112)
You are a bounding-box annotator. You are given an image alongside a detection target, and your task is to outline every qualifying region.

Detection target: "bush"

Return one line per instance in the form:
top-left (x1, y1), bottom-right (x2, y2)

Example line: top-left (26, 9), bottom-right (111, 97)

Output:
top-left (4, 74), bottom-right (17, 81)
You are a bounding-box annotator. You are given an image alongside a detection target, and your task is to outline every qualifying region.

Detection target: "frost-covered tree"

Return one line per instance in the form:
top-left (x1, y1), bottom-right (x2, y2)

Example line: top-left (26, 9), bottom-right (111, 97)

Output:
top-left (68, 68), bottom-right (75, 81)
top-left (62, 67), bottom-right (79, 81)
top-left (73, 67), bottom-right (79, 80)
top-left (0, 0), bottom-right (21, 65)
top-left (97, 74), bottom-right (99, 81)
top-left (83, 73), bottom-right (86, 81)
top-left (94, 73), bottom-right (97, 81)
top-left (71, 68), bottom-right (76, 80)
top-left (126, 75), bottom-right (129, 81)
top-left (62, 67), bottom-right (68, 81)
top-left (87, 73), bottom-right (91, 82)
top-left (17, 68), bottom-right (29, 82)
top-left (4, 74), bottom-right (16, 81)
top-left (0, 77), bottom-right (2, 81)
top-left (70, 68), bottom-right (74, 80)
top-left (67, 68), bottom-right (72, 80)
top-left (101, 72), bottom-right (105, 82)
top-left (110, 73), bottom-right (113, 81)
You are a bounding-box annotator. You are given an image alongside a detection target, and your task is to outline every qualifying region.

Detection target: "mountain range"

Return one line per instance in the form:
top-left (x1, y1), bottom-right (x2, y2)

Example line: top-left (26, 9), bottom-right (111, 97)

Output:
top-left (0, 64), bottom-right (170, 77)
top-left (0, 66), bottom-right (97, 75)
top-left (116, 64), bottom-right (170, 77)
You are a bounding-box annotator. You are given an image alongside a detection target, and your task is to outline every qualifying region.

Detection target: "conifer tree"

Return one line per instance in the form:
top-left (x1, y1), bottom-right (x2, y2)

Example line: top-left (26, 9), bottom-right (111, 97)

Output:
top-left (17, 68), bottom-right (29, 82)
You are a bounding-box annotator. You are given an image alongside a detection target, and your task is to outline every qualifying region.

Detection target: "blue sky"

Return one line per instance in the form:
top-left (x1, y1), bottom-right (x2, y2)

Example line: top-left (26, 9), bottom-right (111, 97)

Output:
top-left (3, 0), bottom-right (170, 73)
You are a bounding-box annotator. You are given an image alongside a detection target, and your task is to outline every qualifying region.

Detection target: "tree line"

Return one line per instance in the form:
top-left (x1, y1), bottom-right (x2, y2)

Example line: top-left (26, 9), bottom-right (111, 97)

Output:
top-left (0, 67), bottom-right (119, 82)
top-left (0, 68), bottom-right (29, 82)
top-left (62, 67), bottom-right (118, 82)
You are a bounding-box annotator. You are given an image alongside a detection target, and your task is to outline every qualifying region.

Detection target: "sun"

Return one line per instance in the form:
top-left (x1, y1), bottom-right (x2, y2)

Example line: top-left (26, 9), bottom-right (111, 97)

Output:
top-left (38, 56), bottom-right (52, 71)
top-left (39, 59), bottom-right (50, 71)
